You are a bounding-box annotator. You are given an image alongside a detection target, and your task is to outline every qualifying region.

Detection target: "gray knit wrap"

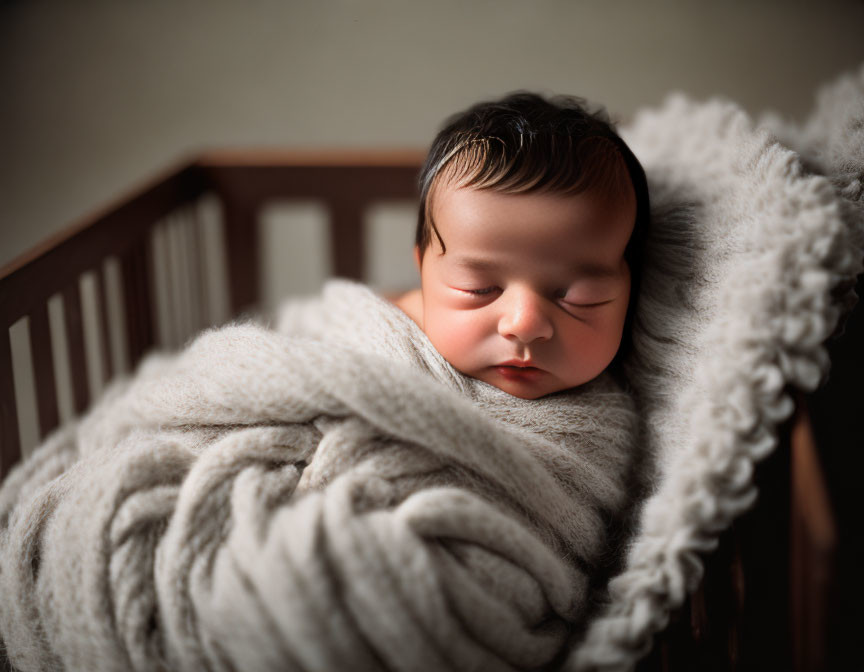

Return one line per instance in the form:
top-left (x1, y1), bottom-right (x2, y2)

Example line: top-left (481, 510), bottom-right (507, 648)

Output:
top-left (0, 279), bottom-right (638, 671)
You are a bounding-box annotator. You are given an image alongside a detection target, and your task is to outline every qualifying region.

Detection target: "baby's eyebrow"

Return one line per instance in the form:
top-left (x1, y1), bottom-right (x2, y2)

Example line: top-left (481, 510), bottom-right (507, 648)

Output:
top-left (569, 263), bottom-right (622, 280)
top-left (451, 256), bottom-right (499, 271)
top-left (451, 255), bottom-right (621, 279)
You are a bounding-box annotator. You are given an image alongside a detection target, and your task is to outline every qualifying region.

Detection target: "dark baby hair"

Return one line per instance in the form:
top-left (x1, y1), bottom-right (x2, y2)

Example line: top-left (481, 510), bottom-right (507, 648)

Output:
top-left (416, 91), bottom-right (648, 256)
top-left (415, 91), bottom-right (650, 365)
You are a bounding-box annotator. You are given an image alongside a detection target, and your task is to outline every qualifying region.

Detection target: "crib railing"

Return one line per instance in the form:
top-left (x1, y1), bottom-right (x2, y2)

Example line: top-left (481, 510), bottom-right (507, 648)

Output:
top-left (0, 149), bottom-right (425, 471)
top-left (0, 159), bottom-right (206, 471)
top-left (0, 151), bottom-right (839, 671)
top-left (199, 149), bottom-right (425, 316)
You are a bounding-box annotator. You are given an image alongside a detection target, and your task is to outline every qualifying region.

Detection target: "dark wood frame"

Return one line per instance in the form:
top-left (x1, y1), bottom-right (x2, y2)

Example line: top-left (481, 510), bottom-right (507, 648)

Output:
top-left (0, 151), bottom-right (838, 671)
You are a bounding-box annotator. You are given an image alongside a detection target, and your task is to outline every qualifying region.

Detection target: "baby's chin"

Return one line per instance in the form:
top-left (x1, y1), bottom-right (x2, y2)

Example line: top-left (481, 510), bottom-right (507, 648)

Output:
top-left (466, 366), bottom-right (578, 400)
top-left (495, 382), bottom-right (581, 400)
top-left (494, 385), bottom-right (552, 400)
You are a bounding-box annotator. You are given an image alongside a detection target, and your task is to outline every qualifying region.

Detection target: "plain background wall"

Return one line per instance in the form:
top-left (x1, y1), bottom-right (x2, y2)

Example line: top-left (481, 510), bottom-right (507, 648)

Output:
top-left (3, 0), bottom-right (864, 271)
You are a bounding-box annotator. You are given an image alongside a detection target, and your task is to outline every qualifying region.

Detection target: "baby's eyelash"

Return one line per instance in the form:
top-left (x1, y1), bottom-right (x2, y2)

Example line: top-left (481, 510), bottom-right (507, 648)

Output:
top-left (562, 299), bottom-right (614, 308)
top-left (554, 288), bottom-right (610, 307)
top-left (459, 286), bottom-right (614, 307)
top-left (464, 286), bottom-right (498, 296)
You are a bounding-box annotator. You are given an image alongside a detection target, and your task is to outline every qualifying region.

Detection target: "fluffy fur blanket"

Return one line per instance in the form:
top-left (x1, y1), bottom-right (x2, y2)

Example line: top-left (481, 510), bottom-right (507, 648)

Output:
top-left (0, 280), bottom-right (638, 671)
top-left (568, 65), bottom-right (864, 670)
top-left (1, 65), bottom-right (863, 672)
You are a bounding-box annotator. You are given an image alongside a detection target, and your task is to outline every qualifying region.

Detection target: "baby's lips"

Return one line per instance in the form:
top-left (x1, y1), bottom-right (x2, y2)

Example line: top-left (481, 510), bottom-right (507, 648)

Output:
top-left (497, 358), bottom-right (540, 368)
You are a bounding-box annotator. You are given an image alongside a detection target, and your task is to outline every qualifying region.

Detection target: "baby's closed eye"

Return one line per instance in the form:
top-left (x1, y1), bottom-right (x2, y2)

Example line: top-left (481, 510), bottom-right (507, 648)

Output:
top-left (456, 284), bottom-right (616, 308)
top-left (552, 287), bottom-right (616, 307)
top-left (462, 286), bottom-right (499, 296)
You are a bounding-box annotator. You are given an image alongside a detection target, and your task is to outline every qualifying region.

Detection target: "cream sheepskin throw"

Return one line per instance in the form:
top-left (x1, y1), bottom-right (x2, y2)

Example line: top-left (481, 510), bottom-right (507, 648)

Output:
top-left (1, 65), bottom-right (863, 671)
top-left (0, 280), bottom-right (638, 671)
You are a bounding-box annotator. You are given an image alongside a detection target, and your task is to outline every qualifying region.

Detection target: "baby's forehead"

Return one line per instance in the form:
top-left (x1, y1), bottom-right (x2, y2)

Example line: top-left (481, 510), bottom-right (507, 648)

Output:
top-left (432, 180), bottom-right (636, 222)
top-left (431, 183), bottom-right (636, 263)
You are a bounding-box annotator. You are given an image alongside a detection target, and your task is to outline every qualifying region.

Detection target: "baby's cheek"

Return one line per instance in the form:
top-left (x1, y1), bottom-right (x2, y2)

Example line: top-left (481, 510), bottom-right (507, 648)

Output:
top-left (583, 333), bottom-right (620, 376)
top-left (560, 315), bottom-right (625, 381)
top-left (423, 307), bottom-right (489, 370)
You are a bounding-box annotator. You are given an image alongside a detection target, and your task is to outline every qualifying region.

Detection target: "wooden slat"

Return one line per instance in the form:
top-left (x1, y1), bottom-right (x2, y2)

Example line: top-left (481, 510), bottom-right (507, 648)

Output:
top-left (728, 530), bottom-right (746, 667)
top-left (699, 520), bottom-right (741, 669)
top-left (120, 241), bottom-right (156, 369)
top-left (187, 210), bottom-right (206, 333)
top-left (177, 216), bottom-right (195, 341)
top-left (120, 248), bottom-right (141, 369)
top-left (790, 404), bottom-right (836, 672)
top-left (149, 223), bottom-right (168, 348)
top-left (191, 206), bottom-right (210, 330)
top-left (0, 325), bottom-right (21, 478)
top-left (165, 216), bottom-right (192, 347)
top-left (61, 281), bottom-right (90, 415)
top-left (659, 639), bottom-right (670, 672)
top-left (329, 199), bottom-right (366, 280)
top-left (95, 263), bottom-right (114, 384)
top-left (141, 240), bottom-right (157, 358)
top-left (168, 219), bottom-right (187, 347)
top-left (220, 197), bottom-right (260, 317)
top-left (664, 597), bottom-right (696, 670)
top-left (791, 510), bottom-right (807, 671)
top-left (791, 404), bottom-right (836, 554)
top-left (688, 581), bottom-right (708, 646)
top-left (29, 303), bottom-right (59, 439)
top-left (735, 415), bottom-right (793, 671)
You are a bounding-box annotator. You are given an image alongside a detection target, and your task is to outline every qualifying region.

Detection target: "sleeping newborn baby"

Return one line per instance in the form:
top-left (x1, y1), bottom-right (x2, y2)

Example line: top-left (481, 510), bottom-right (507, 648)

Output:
top-left (392, 92), bottom-right (649, 398)
top-left (260, 93), bottom-right (648, 663)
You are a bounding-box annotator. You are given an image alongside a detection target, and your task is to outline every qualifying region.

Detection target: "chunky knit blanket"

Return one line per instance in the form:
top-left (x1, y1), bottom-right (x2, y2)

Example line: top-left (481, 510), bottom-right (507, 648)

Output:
top-left (0, 280), bottom-right (639, 671)
top-left (2, 65), bottom-right (863, 672)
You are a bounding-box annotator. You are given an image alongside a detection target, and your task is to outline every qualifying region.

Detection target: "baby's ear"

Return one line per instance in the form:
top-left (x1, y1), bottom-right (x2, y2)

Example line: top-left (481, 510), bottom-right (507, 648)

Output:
top-left (413, 246), bottom-right (422, 271)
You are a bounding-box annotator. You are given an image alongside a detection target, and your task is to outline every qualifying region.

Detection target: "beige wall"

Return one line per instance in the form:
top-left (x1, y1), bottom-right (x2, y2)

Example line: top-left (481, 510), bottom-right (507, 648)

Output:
top-left (2, 0), bottom-right (863, 268)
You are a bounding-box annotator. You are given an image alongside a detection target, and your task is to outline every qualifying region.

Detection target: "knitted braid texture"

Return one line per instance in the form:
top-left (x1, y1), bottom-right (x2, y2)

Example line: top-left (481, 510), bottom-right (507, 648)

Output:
top-left (0, 281), bottom-right (638, 671)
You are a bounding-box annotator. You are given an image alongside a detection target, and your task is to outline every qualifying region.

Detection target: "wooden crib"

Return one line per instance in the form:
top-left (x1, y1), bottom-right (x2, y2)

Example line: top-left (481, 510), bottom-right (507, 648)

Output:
top-left (0, 151), bottom-right (843, 671)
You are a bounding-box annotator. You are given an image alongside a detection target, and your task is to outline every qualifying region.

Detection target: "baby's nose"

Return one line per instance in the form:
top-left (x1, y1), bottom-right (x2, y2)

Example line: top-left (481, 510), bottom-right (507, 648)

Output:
top-left (497, 290), bottom-right (554, 344)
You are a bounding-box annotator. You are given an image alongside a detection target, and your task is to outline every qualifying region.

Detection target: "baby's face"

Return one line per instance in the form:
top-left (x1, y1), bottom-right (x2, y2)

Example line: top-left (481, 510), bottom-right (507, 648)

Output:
top-left (416, 181), bottom-right (636, 399)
